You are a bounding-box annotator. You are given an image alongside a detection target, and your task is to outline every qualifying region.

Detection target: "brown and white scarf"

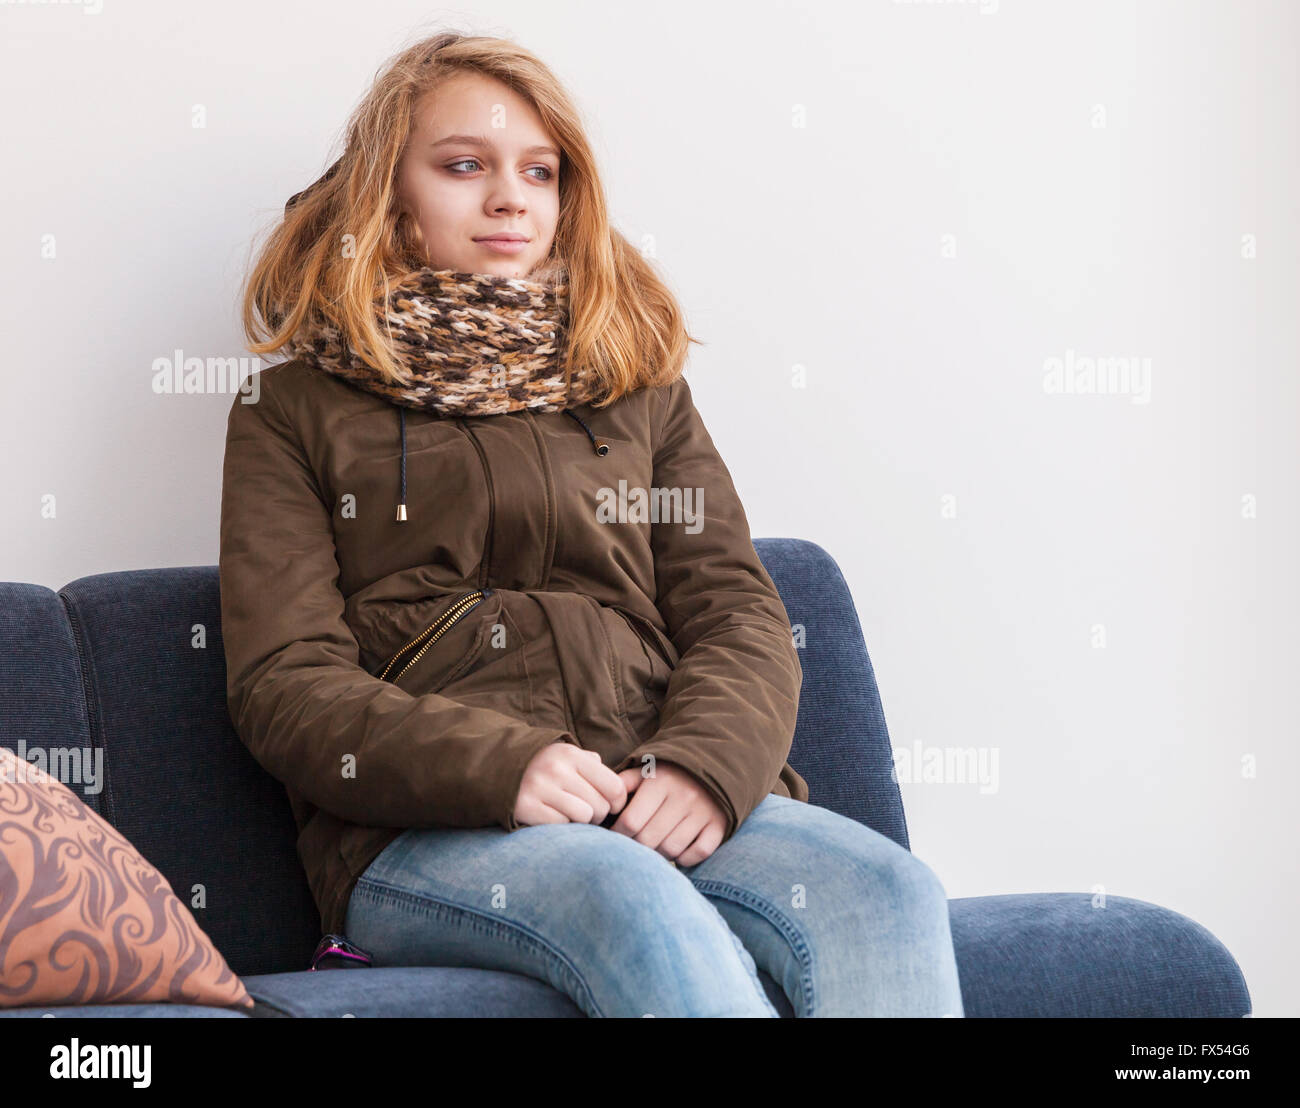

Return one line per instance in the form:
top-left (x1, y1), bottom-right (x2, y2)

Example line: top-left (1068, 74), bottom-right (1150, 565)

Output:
top-left (287, 264), bottom-right (614, 520)
top-left (287, 265), bottom-right (609, 416)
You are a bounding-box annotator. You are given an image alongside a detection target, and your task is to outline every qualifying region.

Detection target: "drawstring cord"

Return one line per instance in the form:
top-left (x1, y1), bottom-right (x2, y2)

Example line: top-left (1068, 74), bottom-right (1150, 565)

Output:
top-left (395, 406), bottom-right (607, 523)
top-left (396, 407), bottom-right (408, 522)
top-left (563, 409), bottom-right (610, 456)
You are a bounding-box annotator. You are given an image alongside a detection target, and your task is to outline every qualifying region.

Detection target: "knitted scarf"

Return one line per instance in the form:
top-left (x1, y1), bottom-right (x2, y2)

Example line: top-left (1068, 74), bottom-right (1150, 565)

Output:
top-left (287, 266), bottom-right (608, 416)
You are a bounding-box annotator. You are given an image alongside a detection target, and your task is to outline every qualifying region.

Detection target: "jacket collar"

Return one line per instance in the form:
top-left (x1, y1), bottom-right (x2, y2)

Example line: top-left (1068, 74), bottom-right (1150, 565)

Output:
top-left (286, 266), bottom-right (612, 523)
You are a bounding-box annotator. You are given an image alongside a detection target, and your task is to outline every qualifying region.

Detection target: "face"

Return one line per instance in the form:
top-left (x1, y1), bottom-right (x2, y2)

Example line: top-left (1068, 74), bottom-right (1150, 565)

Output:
top-left (395, 71), bottom-right (562, 278)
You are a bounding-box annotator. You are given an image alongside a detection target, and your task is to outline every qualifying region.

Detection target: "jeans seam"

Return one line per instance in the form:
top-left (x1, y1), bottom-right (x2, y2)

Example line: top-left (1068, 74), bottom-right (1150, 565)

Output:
top-left (350, 875), bottom-right (606, 1017)
top-left (689, 877), bottom-right (816, 1017)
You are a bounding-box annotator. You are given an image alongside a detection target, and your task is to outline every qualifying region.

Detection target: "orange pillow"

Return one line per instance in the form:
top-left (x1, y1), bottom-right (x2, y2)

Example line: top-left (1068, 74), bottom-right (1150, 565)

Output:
top-left (0, 746), bottom-right (253, 1011)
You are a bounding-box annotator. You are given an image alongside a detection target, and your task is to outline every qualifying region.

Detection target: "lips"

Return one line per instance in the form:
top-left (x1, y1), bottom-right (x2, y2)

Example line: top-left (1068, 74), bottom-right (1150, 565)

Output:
top-left (473, 235), bottom-right (531, 256)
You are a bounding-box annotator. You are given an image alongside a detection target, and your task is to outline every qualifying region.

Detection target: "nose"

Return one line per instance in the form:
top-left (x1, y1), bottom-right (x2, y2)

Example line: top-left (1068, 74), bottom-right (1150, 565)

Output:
top-left (485, 173), bottom-right (528, 217)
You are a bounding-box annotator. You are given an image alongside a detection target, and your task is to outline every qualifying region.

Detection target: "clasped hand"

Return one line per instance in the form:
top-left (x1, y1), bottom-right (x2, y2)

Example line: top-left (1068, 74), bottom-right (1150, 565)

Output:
top-left (513, 744), bottom-right (727, 867)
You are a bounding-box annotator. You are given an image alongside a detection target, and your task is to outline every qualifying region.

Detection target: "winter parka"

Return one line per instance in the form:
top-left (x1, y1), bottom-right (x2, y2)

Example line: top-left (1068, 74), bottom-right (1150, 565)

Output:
top-left (218, 357), bottom-right (808, 937)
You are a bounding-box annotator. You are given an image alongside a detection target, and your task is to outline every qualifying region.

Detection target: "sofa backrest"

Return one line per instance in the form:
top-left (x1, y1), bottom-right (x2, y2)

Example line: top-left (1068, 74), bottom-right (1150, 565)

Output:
top-left (758, 538), bottom-right (910, 849)
top-left (1, 538), bottom-right (908, 976)
top-left (54, 566), bottom-right (319, 978)
top-left (0, 584), bottom-right (99, 815)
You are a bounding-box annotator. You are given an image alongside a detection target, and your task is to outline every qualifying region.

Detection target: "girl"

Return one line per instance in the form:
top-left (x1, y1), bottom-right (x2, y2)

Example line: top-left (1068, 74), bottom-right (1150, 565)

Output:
top-left (223, 30), bottom-right (964, 1018)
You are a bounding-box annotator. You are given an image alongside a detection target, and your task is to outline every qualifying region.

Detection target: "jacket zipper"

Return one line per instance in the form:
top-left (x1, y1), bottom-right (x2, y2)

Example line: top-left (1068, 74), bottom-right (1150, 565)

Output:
top-left (458, 418), bottom-right (495, 589)
top-left (522, 411), bottom-right (558, 590)
top-left (378, 589), bottom-right (492, 685)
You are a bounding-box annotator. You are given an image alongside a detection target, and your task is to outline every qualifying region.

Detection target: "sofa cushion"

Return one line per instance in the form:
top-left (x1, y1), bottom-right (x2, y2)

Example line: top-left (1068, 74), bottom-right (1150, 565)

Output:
top-left (0, 746), bottom-right (253, 1013)
top-left (949, 892), bottom-right (1252, 1017)
top-left (0, 1003), bottom-right (249, 1018)
top-left (242, 966), bottom-right (585, 1017)
top-left (240, 965), bottom-right (796, 1018)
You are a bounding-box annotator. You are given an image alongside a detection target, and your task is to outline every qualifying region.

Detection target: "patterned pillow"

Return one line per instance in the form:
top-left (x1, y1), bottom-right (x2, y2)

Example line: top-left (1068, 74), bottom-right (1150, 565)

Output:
top-left (0, 746), bottom-right (253, 1011)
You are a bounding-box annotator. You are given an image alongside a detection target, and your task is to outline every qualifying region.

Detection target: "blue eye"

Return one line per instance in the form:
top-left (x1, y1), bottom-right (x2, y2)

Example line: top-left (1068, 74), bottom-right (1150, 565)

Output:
top-left (445, 159), bottom-right (554, 181)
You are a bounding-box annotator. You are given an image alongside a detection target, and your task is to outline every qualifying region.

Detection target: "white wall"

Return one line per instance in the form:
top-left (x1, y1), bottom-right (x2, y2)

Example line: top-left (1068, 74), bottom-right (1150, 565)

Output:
top-left (1, 0), bottom-right (1294, 1016)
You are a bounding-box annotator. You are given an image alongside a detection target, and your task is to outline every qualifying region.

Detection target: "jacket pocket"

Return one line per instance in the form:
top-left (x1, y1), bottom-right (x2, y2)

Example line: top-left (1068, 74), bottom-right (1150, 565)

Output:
top-left (592, 602), bottom-right (677, 745)
top-left (610, 605), bottom-right (678, 724)
top-left (378, 588), bottom-right (496, 693)
top-left (388, 588), bottom-right (534, 722)
top-left (610, 606), bottom-right (680, 677)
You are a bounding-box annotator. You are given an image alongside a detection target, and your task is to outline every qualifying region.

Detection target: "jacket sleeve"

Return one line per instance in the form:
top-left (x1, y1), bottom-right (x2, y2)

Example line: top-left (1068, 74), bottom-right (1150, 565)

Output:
top-left (219, 377), bottom-right (576, 832)
top-left (610, 376), bottom-right (802, 839)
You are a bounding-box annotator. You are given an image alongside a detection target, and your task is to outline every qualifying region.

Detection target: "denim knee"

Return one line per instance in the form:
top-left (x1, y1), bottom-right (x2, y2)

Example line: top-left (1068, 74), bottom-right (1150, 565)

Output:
top-left (887, 846), bottom-right (949, 899)
top-left (544, 824), bottom-right (735, 938)
top-left (853, 841), bottom-right (951, 918)
top-left (539, 825), bottom-right (775, 1016)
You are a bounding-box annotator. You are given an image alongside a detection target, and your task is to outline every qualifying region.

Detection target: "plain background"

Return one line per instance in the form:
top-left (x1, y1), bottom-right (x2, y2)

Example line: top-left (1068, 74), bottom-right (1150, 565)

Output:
top-left (1, 1), bottom-right (1294, 1017)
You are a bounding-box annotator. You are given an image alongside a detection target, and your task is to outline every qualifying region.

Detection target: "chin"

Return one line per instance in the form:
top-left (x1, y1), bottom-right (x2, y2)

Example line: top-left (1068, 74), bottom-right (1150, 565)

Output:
top-left (478, 259), bottom-right (528, 277)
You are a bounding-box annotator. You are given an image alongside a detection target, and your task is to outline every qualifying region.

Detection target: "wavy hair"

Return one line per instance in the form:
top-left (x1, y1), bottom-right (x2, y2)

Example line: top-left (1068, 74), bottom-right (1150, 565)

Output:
top-left (241, 31), bottom-right (697, 406)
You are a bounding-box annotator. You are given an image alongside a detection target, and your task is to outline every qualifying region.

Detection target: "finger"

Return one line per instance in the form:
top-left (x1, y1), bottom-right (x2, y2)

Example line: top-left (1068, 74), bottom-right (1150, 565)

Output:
top-left (543, 785), bottom-right (595, 824)
top-left (562, 770), bottom-right (613, 823)
top-left (680, 819), bottom-right (724, 866)
top-left (517, 799), bottom-right (575, 826)
top-left (635, 796), bottom-right (691, 856)
top-left (614, 767), bottom-right (646, 808)
top-left (573, 754), bottom-right (628, 813)
top-left (659, 810), bottom-right (709, 863)
top-left (609, 777), bottom-right (664, 839)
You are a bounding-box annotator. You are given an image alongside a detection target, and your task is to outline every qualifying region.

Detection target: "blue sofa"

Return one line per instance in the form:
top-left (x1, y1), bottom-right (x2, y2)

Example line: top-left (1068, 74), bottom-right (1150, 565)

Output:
top-left (0, 539), bottom-right (1250, 1017)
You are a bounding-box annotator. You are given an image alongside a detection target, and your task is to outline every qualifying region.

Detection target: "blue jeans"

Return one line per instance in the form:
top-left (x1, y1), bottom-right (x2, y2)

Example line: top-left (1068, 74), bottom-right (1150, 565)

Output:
top-left (343, 793), bottom-right (965, 1017)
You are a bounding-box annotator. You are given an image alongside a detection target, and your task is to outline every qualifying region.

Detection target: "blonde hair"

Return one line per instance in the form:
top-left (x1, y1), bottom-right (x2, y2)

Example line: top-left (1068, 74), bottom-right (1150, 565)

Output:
top-left (241, 31), bottom-right (698, 406)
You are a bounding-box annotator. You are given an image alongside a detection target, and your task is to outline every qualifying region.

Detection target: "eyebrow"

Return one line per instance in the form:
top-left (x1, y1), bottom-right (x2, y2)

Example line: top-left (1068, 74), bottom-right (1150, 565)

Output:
top-left (429, 133), bottom-right (560, 159)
